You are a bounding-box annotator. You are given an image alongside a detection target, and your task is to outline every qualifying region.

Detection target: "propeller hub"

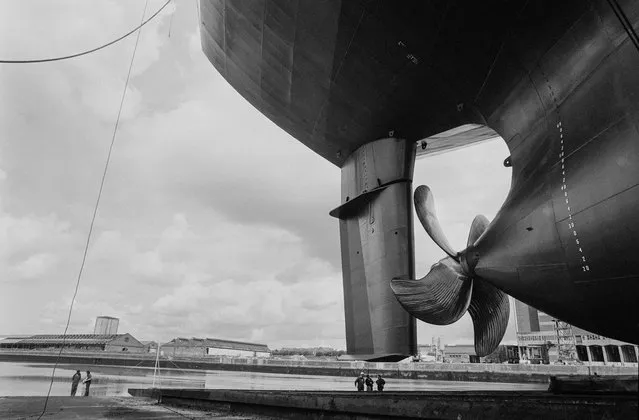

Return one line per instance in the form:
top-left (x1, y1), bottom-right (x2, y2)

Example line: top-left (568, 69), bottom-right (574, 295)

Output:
top-left (459, 247), bottom-right (481, 276)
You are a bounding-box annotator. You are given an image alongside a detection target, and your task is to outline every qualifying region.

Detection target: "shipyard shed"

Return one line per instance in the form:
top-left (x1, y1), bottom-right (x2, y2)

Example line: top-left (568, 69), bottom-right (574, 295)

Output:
top-left (0, 333), bottom-right (145, 353)
top-left (444, 344), bottom-right (483, 363)
top-left (0, 336), bottom-right (31, 348)
top-left (162, 337), bottom-right (271, 358)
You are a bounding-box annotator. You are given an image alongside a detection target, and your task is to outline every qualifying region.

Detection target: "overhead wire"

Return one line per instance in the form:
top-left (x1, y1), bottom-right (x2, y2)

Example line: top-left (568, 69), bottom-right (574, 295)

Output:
top-left (155, 403), bottom-right (198, 420)
top-left (0, 0), bottom-right (171, 64)
top-left (36, 0), bottom-right (152, 418)
top-left (168, 1), bottom-right (175, 38)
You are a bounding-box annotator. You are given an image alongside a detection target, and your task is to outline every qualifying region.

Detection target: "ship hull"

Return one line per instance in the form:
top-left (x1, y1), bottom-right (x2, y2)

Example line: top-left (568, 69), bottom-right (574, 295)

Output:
top-left (200, 0), bottom-right (639, 355)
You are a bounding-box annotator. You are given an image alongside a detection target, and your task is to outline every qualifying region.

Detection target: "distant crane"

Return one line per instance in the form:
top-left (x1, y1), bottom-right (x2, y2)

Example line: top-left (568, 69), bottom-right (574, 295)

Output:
top-left (552, 319), bottom-right (577, 362)
top-left (152, 341), bottom-right (161, 388)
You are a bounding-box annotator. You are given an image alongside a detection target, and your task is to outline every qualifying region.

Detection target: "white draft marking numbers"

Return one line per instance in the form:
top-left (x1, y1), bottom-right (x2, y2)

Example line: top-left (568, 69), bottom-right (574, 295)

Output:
top-left (557, 120), bottom-right (590, 272)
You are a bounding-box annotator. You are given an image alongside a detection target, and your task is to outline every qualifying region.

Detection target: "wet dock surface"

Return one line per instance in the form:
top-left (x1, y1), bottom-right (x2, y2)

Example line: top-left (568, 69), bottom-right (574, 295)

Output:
top-left (0, 396), bottom-right (257, 419)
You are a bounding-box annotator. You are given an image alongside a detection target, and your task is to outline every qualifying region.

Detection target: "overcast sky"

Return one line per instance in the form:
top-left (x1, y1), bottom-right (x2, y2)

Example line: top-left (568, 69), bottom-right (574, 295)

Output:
top-left (0, 0), bottom-right (514, 349)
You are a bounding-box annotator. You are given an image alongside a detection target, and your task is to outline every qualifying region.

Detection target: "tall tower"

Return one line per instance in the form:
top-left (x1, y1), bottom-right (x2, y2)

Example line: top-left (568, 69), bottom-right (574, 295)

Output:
top-left (94, 316), bottom-right (119, 335)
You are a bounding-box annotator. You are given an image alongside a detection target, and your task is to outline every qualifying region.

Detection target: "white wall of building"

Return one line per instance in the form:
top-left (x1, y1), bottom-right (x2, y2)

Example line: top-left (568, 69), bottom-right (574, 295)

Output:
top-left (206, 347), bottom-right (270, 358)
top-left (94, 317), bottom-right (119, 335)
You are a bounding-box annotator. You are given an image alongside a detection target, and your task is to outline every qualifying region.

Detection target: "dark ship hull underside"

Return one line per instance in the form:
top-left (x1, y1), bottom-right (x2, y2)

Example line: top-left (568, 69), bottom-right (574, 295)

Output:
top-left (200, 0), bottom-right (639, 359)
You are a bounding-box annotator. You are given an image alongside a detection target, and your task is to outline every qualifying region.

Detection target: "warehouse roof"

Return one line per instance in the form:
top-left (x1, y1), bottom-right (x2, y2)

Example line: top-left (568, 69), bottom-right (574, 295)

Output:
top-left (163, 337), bottom-right (270, 353)
top-left (0, 336), bottom-right (31, 345)
top-left (1, 333), bottom-right (141, 346)
top-left (18, 334), bottom-right (119, 345)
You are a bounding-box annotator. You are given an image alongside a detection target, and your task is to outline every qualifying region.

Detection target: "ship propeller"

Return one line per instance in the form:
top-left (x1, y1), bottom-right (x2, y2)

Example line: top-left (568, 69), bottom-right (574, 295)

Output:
top-left (390, 185), bottom-right (510, 357)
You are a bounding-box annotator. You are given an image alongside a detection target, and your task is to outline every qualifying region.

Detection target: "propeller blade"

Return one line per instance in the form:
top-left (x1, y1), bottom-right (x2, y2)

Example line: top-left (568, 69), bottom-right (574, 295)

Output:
top-left (467, 214), bottom-right (490, 248)
top-left (467, 279), bottom-right (510, 356)
top-left (414, 185), bottom-right (458, 260)
top-left (390, 256), bottom-right (472, 325)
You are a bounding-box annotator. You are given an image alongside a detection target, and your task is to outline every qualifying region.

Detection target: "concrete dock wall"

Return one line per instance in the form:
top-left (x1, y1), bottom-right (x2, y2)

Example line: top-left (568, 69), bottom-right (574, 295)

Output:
top-left (128, 388), bottom-right (639, 419)
top-left (1, 350), bottom-right (636, 384)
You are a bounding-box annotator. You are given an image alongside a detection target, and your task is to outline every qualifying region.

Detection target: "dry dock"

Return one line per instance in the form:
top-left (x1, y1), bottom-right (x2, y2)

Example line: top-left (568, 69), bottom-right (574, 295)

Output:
top-left (128, 388), bottom-right (638, 419)
top-left (0, 396), bottom-right (254, 419)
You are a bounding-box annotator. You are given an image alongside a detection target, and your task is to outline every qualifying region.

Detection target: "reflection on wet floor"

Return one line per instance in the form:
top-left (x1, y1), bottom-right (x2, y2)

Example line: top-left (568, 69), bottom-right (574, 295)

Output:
top-left (0, 361), bottom-right (547, 397)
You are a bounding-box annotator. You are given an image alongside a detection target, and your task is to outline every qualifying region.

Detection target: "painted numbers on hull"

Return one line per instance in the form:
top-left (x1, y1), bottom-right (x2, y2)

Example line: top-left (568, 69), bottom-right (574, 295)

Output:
top-left (556, 118), bottom-right (590, 275)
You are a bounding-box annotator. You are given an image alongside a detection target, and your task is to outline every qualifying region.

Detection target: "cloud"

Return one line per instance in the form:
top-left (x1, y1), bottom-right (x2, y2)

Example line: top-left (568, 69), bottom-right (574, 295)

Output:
top-left (131, 250), bottom-right (164, 277)
top-left (147, 273), bottom-right (345, 345)
top-left (0, 206), bottom-right (80, 284)
top-left (14, 253), bottom-right (58, 279)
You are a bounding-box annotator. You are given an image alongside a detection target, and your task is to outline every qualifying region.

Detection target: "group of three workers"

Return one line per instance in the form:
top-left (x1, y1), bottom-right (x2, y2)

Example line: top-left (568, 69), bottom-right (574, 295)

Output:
top-left (354, 372), bottom-right (385, 392)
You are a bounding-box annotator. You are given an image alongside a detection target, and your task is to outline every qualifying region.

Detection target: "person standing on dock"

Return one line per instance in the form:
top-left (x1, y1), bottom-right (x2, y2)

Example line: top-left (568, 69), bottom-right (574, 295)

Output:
top-left (70, 370), bottom-right (81, 396)
top-left (365, 374), bottom-right (374, 392)
top-left (83, 371), bottom-right (92, 396)
top-left (376, 374), bottom-right (385, 392)
top-left (354, 372), bottom-right (365, 392)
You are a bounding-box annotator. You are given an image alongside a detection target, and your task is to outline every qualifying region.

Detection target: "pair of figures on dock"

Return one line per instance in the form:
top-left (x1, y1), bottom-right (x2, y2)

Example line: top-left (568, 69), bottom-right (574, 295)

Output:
top-left (355, 372), bottom-right (385, 392)
top-left (70, 370), bottom-right (92, 396)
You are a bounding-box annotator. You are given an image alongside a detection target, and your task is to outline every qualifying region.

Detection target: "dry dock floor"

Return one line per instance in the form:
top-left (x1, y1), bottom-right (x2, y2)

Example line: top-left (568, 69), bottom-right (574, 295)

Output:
top-left (0, 396), bottom-right (260, 420)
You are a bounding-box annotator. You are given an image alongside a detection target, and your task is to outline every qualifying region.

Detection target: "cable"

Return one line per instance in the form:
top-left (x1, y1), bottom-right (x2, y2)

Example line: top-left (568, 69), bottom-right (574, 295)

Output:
top-left (168, 0), bottom-right (175, 38)
top-left (0, 0), bottom-right (170, 64)
top-left (167, 358), bottom-right (191, 374)
top-left (36, 1), bottom-right (150, 419)
top-left (155, 402), bottom-right (198, 420)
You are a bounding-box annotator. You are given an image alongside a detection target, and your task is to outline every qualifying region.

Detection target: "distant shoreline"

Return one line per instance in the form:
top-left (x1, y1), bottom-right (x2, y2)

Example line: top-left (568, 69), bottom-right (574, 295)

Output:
top-left (1, 350), bottom-right (636, 384)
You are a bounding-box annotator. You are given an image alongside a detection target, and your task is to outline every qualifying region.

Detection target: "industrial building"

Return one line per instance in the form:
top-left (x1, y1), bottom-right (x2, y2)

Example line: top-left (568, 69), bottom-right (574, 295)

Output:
top-left (94, 316), bottom-right (119, 335)
top-left (162, 337), bottom-right (271, 358)
top-left (514, 300), bottom-right (639, 365)
top-left (443, 344), bottom-right (481, 363)
top-left (0, 336), bottom-right (31, 348)
top-left (0, 333), bottom-right (144, 353)
top-left (141, 341), bottom-right (159, 353)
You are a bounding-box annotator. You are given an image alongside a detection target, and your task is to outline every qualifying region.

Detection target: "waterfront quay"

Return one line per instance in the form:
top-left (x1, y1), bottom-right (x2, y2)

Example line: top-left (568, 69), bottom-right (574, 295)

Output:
top-left (1, 350), bottom-right (636, 384)
top-left (1, 350), bottom-right (636, 383)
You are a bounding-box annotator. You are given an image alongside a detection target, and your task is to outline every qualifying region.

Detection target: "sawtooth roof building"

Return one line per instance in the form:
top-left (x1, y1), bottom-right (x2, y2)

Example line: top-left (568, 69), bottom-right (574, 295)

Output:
top-left (162, 337), bottom-right (271, 358)
top-left (0, 333), bottom-right (144, 353)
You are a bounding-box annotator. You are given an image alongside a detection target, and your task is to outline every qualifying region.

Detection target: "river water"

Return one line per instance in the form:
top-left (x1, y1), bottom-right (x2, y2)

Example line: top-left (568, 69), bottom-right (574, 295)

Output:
top-left (0, 361), bottom-right (546, 397)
